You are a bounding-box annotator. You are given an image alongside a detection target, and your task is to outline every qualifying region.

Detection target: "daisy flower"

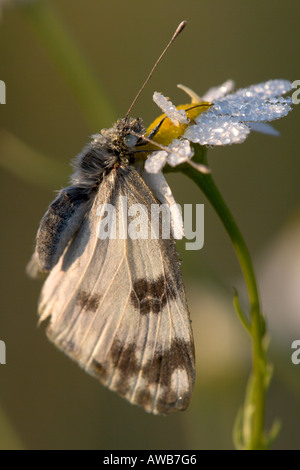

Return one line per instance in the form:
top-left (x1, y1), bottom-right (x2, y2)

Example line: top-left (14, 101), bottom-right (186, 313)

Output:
top-left (145, 79), bottom-right (293, 173)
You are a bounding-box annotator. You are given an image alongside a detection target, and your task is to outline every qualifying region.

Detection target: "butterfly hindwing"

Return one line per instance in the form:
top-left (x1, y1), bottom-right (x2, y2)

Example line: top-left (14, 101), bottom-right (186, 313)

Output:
top-left (38, 167), bottom-right (195, 415)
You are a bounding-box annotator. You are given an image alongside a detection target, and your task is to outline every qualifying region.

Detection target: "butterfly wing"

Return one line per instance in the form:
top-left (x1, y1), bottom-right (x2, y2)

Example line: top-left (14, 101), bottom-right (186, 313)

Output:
top-left (27, 185), bottom-right (93, 278)
top-left (39, 166), bottom-right (195, 415)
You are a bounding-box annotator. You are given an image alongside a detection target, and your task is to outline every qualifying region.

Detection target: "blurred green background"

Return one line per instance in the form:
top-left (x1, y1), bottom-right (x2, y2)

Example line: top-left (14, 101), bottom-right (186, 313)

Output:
top-left (0, 0), bottom-right (300, 450)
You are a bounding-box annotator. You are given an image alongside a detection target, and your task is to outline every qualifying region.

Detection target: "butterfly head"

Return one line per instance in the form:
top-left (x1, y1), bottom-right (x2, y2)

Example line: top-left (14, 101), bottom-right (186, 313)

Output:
top-left (100, 117), bottom-right (146, 162)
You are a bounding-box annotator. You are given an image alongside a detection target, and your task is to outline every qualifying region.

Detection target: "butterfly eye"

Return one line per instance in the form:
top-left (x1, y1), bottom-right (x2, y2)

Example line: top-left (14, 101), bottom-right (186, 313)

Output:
top-left (124, 134), bottom-right (139, 148)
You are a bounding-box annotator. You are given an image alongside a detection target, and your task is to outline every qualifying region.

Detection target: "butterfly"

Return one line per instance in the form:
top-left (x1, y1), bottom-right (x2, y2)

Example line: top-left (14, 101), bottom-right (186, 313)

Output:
top-left (27, 21), bottom-right (195, 415)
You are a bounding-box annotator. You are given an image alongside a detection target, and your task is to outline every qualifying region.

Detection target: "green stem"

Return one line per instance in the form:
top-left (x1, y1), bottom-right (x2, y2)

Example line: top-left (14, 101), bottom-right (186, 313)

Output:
top-left (180, 149), bottom-right (268, 449)
top-left (20, 1), bottom-right (117, 130)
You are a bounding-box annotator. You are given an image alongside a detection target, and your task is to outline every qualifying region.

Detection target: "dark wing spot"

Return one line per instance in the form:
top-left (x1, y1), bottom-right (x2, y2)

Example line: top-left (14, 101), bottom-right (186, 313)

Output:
top-left (142, 351), bottom-right (162, 385)
top-left (140, 338), bottom-right (194, 414)
top-left (142, 338), bottom-right (194, 388)
top-left (139, 338), bottom-right (194, 414)
top-left (77, 290), bottom-right (101, 312)
top-left (130, 275), bottom-right (178, 315)
top-left (62, 339), bottom-right (75, 354)
top-left (151, 276), bottom-right (166, 298)
top-left (110, 339), bottom-right (140, 396)
top-left (156, 391), bottom-right (191, 415)
top-left (135, 389), bottom-right (153, 408)
top-left (132, 278), bottom-right (149, 301)
top-left (91, 359), bottom-right (107, 379)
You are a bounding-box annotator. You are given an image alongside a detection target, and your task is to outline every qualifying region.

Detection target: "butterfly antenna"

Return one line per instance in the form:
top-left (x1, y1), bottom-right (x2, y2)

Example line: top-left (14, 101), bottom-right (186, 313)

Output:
top-left (125, 20), bottom-right (187, 120)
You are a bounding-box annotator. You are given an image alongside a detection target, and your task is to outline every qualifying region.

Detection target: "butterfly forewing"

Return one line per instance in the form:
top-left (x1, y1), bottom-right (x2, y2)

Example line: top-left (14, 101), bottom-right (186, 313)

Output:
top-left (38, 166), bottom-right (195, 415)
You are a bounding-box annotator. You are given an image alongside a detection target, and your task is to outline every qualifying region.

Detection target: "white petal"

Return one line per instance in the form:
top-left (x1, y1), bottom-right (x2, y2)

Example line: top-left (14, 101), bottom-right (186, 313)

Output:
top-left (185, 115), bottom-right (250, 146)
top-left (167, 139), bottom-right (194, 167)
top-left (249, 122), bottom-right (280, 136)
top-left (144, 150), bottom-right (167, 173)
top-left (231, 79), bottom-right (292, 100)
top-left (153, 91), bottom-right (188, 126)
top-left (201, 79), bottom-right (235, 102)
top-left (209, 95), bottom-right (292, 122)
top-left (141, 170), bottom-right (184, 239)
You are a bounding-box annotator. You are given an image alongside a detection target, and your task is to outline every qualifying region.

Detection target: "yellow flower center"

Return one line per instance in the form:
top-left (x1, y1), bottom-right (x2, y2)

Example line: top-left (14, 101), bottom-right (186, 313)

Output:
top-left (145, 102), bottom-right (211, 148)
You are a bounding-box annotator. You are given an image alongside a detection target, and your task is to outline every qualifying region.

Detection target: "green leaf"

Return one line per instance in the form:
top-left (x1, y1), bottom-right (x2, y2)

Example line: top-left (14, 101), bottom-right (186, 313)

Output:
top-left (264, 420), bottom-right (281, 449)
top-left (233, 288), bottom-right (251, 334)
top-left (233, 408), bottom-right (246, 450)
